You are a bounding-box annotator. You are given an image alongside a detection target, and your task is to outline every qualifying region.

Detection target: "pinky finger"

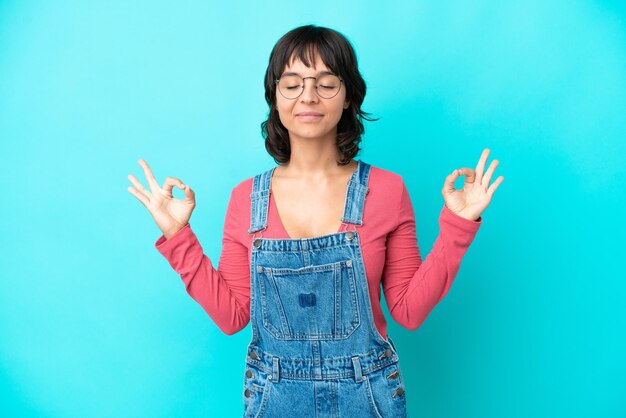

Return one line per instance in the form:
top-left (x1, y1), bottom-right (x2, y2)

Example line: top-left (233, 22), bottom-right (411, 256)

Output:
top-left (128, 186), bottom-right (150, 208)
top-left (487, 176), bottom-right (504, 196)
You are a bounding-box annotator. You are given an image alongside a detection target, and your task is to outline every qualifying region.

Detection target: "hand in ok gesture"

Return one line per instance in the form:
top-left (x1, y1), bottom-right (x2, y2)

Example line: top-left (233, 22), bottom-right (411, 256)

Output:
top-left (127, 159), bottom-right (196, 239)
top-left (442, 148), bottom-right (504, 221)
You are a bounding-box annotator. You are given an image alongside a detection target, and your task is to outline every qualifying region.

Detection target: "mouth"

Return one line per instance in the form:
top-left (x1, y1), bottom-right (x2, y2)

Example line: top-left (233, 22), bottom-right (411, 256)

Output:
top-left (296, 113), bottom-right (324, 122)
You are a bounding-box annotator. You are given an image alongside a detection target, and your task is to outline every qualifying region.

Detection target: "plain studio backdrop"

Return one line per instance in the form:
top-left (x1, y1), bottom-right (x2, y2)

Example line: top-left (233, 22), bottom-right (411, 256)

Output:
top-left (1, 1), bottom-right (625, 417)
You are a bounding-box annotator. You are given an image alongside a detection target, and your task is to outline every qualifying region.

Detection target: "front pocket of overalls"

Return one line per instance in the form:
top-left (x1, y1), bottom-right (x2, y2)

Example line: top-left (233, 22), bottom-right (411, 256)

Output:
top-left (257, 259), bottom-right (360, 340)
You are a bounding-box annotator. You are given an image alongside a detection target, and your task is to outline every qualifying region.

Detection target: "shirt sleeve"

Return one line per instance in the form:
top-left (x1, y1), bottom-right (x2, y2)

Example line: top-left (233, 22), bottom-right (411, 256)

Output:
top-left (381, 179), bottom-right (482, 330)
top-left (153, 187), bottom-right (250, 335)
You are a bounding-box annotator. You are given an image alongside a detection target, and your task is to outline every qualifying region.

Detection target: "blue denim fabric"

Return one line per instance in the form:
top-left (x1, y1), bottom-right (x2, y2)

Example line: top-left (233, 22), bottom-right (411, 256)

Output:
top-left (243, 160), bottom-right (407, 418)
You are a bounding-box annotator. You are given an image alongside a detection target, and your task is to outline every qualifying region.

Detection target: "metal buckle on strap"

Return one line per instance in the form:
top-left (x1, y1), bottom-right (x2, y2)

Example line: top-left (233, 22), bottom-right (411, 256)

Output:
top-left (251, 229), bottom-right (264, 240)
top-left (251, 229), bottom-right (265, 249)
top-left (340, 222), bottom-right (358, 233)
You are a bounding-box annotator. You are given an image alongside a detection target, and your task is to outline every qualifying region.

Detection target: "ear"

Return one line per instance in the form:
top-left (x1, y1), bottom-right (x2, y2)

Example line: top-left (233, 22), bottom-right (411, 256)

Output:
top-left (343, 100), bottom-right (350, 109)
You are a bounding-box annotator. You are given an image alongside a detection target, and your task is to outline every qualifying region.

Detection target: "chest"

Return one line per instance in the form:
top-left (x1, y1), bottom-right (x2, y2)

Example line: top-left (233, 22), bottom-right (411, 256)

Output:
top-left (270, 176), bottom-right (351, 239)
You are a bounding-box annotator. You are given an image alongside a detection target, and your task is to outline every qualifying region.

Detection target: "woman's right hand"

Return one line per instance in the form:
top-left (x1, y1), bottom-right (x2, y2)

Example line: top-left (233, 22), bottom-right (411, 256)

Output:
top-left (127, 159), bottom-right (196, 239)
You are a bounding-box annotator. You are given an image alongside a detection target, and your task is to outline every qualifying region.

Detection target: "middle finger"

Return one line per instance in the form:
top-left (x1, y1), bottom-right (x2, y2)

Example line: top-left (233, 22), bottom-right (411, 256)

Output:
top-left (475, 148), bottom-right (490, 184)
top-left (138, 159), bottom-right (161, 193)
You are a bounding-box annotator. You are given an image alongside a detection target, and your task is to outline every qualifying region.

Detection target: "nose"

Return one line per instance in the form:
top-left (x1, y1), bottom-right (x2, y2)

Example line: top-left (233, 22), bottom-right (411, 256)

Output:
top-left (300, 77), bottom-right (318, 103)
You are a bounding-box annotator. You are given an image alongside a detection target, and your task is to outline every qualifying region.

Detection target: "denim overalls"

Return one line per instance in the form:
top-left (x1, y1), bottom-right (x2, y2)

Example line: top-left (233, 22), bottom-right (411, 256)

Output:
top-left (242, 160), bottom-right (407, 418)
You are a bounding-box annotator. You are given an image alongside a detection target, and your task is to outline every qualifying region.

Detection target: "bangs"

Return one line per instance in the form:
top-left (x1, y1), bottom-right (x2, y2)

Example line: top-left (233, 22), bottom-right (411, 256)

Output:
top-left (271, 29), bottom-right (344, 80)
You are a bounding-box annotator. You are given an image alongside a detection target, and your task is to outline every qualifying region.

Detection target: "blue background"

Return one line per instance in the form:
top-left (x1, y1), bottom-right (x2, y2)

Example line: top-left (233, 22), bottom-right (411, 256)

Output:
top-left (1, 1), bottom-right (625, 417)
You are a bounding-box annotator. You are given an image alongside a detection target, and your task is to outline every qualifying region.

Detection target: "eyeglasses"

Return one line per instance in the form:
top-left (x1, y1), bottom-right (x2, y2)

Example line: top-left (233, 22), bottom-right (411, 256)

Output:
top-left (275, 74), bottom-right (344, 100)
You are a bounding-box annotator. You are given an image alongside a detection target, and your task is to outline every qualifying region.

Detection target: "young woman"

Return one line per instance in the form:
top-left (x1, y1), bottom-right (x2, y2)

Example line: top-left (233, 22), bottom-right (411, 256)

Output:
top-left (128, 25), bottom-right (503, 418)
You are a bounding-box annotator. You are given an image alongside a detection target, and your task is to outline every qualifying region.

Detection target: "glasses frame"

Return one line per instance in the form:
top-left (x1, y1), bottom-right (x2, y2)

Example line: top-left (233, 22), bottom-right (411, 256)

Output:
top-left (274, 74), bottom-right (344, 100)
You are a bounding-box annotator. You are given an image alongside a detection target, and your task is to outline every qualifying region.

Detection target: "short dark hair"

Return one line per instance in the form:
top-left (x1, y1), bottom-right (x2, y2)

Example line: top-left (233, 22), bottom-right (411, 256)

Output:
top-left (261, 25), bottom-right (379, 166)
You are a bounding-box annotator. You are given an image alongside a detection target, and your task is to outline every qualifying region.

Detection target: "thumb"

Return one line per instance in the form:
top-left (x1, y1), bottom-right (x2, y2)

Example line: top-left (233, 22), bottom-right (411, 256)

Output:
top-left (442, 169), bottom-right (460, 194)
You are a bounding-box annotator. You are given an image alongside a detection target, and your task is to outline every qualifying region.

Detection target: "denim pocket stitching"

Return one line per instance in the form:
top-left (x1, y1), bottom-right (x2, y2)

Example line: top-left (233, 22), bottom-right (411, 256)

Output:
top-left (362, 375), bottom-right (384, 418)
top-left (257, 259), bottom-right (360, 340)
top-left (253, 378), bottom-right (273, 418)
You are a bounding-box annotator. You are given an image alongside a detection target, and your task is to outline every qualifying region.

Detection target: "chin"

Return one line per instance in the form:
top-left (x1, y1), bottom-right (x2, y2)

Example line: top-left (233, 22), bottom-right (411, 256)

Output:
top-left (293, 129), bottom-right (330, 139)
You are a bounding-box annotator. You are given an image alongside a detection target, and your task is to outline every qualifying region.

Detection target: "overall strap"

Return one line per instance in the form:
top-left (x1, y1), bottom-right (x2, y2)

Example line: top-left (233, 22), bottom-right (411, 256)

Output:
top-left (247, 167), bottom-right (275, 234)
top-left (341, 160), bottom-right (372, 226)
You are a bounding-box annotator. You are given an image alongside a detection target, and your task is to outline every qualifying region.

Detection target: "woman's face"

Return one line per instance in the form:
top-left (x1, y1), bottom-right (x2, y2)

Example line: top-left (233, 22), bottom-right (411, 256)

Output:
top-left (275, 51), bottom-right (350, 141)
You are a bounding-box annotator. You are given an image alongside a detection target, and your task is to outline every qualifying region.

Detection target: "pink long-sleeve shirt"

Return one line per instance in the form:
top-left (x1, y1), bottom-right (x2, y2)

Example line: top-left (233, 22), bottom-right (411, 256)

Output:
top-left (155, 165), bottom-right (482, 339)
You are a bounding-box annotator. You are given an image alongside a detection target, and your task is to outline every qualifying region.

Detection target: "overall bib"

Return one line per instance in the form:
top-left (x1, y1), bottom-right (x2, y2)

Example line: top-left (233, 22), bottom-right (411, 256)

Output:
top-left (242, 160), bottom-right (407, 418)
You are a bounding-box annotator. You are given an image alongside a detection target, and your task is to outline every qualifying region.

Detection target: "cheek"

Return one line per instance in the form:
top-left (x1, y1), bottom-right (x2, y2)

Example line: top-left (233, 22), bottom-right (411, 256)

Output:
top-left (275, 95), bottom-right (292, 113)
top-left (275, 103), bottom-right (293, 128)
top-left (331, 100), bottom-right (347, 120)
top-left (276, 97), bottom-right (307, 124)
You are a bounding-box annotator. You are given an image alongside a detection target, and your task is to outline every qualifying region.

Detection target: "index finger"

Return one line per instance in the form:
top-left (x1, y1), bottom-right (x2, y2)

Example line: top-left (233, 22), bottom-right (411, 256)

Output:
top-left (138, 159), bottom-right (161, 193)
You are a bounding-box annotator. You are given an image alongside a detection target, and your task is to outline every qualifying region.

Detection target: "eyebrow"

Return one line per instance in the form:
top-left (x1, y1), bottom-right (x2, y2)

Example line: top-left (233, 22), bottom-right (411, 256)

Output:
top-left (280, 70), bottom-right (336, 77)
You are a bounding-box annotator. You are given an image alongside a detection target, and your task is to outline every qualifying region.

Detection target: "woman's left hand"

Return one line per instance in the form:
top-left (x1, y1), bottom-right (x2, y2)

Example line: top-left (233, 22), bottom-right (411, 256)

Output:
top-left (441, 148), bottom-right (504, 221)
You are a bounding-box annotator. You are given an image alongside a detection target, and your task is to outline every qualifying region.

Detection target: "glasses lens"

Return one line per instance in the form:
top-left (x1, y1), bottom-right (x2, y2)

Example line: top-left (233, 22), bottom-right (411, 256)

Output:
top-left (278, 75), bottom-right (303, 99)
top-left (277, 75), bottom-right (342, 99)
top-left (316, 74), bottom-right (341, 98)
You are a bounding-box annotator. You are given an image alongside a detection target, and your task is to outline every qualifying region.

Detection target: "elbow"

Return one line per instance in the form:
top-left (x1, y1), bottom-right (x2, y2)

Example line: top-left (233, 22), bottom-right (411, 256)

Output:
top-left (218, 322), bottom-right (246, 336)
top-left (221, 327), bottom-right (240, 336)
top-left (216, 313), bottom-right (250, 336)
top-left (398, 320), bottom-right (423, 332)
top-left (390, 307), bottom-right (428, 331)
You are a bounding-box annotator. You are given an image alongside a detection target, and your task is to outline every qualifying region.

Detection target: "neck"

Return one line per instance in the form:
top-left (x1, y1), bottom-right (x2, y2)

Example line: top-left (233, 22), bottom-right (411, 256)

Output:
top-left (282, 129), bottom-right (349, 178)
